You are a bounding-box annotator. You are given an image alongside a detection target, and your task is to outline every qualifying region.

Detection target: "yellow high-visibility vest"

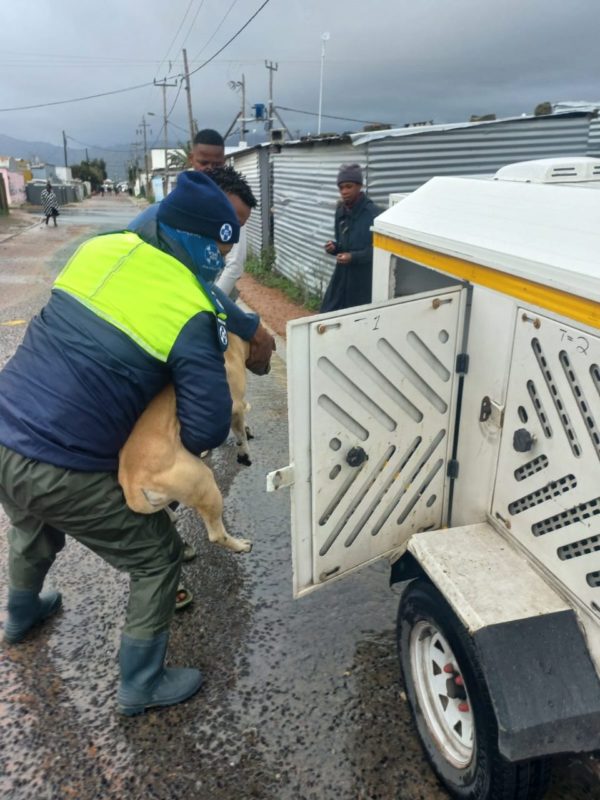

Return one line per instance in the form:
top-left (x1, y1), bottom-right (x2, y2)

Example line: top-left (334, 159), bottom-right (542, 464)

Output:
top-left (54, 232), bottom-right (222, 361)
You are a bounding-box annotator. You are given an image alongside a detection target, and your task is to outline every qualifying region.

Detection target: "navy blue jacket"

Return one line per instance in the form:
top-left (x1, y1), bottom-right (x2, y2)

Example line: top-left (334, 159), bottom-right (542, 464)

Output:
top-left (0, 218), bottom-right (258, 472)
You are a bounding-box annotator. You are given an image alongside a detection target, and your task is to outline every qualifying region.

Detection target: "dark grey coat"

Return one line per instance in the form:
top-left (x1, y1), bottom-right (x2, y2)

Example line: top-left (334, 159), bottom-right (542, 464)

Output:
top-left (320, 192), bottom-right (382, 312)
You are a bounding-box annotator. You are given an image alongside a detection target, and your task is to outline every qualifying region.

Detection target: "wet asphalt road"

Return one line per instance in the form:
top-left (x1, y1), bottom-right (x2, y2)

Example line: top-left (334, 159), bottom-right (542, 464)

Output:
top-left (0, 197), bottom-right (598, 800)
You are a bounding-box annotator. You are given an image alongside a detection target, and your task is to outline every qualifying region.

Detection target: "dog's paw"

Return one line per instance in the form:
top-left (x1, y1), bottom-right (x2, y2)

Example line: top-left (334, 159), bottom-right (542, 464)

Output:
top-left (237, 454), bottom-right (252, 467)
top-left (232, 537), bottom-right (252, 553)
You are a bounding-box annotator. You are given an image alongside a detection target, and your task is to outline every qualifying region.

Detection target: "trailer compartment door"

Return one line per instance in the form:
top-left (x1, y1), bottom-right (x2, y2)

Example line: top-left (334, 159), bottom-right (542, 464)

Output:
top-left (283, 287), bottom-right (466, 597)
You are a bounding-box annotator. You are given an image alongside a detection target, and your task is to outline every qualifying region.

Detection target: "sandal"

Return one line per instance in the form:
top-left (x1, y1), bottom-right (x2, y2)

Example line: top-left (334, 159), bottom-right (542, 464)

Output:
top-left (182, 541), bottom-right (197, 562)
top-left (175, 585), bottom-right (193, 611)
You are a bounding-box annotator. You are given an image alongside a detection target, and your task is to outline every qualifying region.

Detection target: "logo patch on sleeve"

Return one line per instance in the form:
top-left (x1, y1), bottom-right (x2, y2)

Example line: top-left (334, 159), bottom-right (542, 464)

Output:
top-left (216, 317), bottom-right (229, 350)
top-left (219, 223), bottom-right (233, 242)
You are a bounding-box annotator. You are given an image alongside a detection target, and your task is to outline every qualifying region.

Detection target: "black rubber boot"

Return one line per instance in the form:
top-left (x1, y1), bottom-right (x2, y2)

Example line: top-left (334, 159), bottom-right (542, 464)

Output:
top-left (4, 587), bottom-right (62, 644)
top-left (117, 630), bottom-right (203, 716)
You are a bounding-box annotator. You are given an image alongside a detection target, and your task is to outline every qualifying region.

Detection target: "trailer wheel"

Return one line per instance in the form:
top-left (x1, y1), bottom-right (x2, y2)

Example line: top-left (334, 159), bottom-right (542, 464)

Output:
top-left (398, 580), bottom-right (551, 800)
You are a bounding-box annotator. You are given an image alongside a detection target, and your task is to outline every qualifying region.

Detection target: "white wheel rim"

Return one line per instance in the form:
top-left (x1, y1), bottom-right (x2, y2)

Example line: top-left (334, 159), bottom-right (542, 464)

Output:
top-left (410, 619), bottom-right (475, 769)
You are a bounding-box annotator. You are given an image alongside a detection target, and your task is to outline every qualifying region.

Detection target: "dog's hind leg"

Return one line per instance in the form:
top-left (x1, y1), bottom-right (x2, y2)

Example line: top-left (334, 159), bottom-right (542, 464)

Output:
top-left (173, 453), bottom-right (252, 553)
top-left (231, 399), bottom-right (251, 466)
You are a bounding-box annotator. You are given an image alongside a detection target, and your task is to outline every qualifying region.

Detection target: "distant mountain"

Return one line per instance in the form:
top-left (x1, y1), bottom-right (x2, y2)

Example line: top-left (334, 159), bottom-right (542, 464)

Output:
top-left (0, 132), bottom-right (129, 181)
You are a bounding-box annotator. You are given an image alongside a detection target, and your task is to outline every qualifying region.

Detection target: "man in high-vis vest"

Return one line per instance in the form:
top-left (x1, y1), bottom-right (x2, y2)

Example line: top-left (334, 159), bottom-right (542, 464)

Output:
top-left (0, 170), bottom-right (243, 715)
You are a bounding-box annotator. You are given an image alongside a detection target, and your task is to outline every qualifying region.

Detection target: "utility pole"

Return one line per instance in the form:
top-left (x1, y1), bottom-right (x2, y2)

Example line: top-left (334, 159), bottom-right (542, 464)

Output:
top-left (129, 141), bottom-right (141, 189)
top-left (154, 77), bottom-right (178, 196)
top-left (265, 60), bottom-right (278, 133)
top-left (239, 74), bottom-right (246, 143)
top-left (62, 130), bottom-right (68, 168)
top-left (85, 148), bottom-right (89, 163)
top-left (137, 115), bottom-right (152, 198)
top-left (182, 48), bottom-right (196, 146)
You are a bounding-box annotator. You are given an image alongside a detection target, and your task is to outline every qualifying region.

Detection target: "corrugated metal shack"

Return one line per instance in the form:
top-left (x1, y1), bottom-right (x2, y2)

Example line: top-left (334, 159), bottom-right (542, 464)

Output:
top-left (25, 182), bottom-right (83, 206)
top-left (230, 110), bottom-right (595, 298)
top-left (228, 145), bottom-right (270, 256)
top-left (588, 116), bottom-right (600, 156)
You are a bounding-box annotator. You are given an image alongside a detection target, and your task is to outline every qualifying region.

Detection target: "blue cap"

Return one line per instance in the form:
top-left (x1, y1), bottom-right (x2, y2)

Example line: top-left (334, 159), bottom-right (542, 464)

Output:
top-left (157, 170), bottom-right (240, 244)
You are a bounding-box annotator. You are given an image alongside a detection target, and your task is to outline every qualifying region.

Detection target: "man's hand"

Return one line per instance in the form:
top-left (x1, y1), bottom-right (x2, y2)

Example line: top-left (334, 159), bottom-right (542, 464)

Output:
top-left (336, 252), bottom-right (352, 265)
top-left (324, 240), bottom-right (336, 254)
top-left (246, 323), bottom-right (276, 375)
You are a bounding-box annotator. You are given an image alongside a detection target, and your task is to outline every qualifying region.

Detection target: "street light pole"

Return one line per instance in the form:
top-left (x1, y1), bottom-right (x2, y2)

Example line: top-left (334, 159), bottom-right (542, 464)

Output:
top-left (317, 32), bottom-right (330, 136)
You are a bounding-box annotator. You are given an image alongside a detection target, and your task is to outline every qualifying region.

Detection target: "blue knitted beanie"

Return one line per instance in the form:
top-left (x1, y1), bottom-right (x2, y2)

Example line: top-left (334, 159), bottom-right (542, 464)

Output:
top-left (157, 170), bottom-right (240, 244)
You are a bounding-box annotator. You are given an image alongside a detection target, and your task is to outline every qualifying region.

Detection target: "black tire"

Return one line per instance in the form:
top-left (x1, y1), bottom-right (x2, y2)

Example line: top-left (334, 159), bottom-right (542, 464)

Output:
top-left (397, 579), bottom-right (551, 800)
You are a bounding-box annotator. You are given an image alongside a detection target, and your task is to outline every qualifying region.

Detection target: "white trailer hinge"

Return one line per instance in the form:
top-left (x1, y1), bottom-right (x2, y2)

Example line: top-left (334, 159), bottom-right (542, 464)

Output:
top-left (266, 465), bottom-right (295, 492)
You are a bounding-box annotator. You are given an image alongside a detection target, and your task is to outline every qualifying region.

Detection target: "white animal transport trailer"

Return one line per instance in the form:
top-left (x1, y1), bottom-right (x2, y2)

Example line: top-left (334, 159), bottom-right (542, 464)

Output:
top-left (268, 158), bottom-right (600, 800)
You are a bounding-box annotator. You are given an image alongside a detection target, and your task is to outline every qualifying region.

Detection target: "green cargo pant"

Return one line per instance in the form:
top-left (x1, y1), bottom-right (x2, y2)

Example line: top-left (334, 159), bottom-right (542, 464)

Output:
top-left (0, 443), bottom-right (183, 638)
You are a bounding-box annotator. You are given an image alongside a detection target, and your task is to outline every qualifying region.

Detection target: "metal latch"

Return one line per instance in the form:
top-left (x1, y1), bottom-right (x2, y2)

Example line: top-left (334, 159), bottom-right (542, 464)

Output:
top-left (266, 465), bottom-right (295, 492)
top-left (479, 396), bottom-right (504, 428)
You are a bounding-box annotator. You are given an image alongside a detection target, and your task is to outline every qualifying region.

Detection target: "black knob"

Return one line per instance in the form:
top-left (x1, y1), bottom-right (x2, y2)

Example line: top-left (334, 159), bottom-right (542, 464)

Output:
top-left (346, 446), bottom-right (368, 467)
top-left (513, 428), bottom-right (535, 453)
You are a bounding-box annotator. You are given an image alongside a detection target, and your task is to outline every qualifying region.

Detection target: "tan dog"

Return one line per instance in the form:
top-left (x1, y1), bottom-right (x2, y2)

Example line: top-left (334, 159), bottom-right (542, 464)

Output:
top-left (118, 333), bottom-right (252, 553)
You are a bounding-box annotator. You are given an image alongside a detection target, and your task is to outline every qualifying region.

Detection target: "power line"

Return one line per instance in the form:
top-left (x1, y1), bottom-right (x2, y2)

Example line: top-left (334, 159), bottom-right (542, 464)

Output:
top-left (191, 0), bottom-right (239, 61)
top-left (0, 81), bottom-right (154, 112)
top-left (276, 105), bottom-right (393, 126)
top-left (66, 136), bottom-right (132, 154)
top-left (179, 0), bottom-right (208, 51)
top-left (167, 120), bottom-right (191, 136)
top-left (155, 0), bottom-right (196, 79)
top-left (167, 79), bottom-right (185, 119)
top-left (0, 0), bottom-right (272, 114)
top-left (188, 0), bottom-right (272, 76)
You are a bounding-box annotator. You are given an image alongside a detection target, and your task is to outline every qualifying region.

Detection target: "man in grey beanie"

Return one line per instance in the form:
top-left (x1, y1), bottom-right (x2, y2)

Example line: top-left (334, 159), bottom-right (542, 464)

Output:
top-left (321, 162), bottom-right (382, 312)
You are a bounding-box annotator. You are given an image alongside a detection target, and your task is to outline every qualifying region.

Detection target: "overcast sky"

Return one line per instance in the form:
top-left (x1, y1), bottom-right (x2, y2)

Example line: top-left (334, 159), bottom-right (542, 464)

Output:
top-left (1, 0), bottom-right (599, 157)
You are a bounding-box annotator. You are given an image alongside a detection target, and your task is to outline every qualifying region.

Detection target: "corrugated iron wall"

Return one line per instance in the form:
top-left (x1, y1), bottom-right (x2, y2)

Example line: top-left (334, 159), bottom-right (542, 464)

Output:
top-left (272, 141), bottom-right (361, 295)
top-left (229, 147), bottom-right (269, 256)
top-left (258, 114), bottom-right (594, 299)
top-left (366, 115), bottom-right (591, 204)
top-left (588, 116), bottom-right (600, 156)
top-left (25, 183), bottom-right (79, 205)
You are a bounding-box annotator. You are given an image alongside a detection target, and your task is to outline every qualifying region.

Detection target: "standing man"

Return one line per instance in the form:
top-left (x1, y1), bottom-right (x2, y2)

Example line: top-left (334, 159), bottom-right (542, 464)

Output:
top-left (0, 171), bottom-right (241, 716)
top-left (190, 129), bottom-right (249, 299)
top-left (41, 182), bottom-right (59, 227)
top-left (321, 163), bottom-right (382, 312)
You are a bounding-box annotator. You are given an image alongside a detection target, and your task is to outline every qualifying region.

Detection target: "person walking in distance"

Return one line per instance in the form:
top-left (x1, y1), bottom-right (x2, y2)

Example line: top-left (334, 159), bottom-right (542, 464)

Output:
top-left (41, 182), bottom-right (59, 227)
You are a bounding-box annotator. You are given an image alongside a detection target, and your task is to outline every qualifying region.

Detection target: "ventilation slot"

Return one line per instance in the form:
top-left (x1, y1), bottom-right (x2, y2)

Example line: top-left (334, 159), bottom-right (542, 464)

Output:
top-left (514, 454), bottom-right (549, 481)
top-left (550, 167), bottom-right (577, 177)
top-left (397, 458), bottom-right (444, 525)
top-left (527, 380), bottom-right (552, 438)
top-left (378, 338), bottom-right (448, 413)
top-left (509, 474), bottom-right (577, 515)
top-left (532, 338), bottom-right (581, 456)
top-left (557, 534), bottom-right (600, 561)
top-left (560, 351), bottom-right (600, 461)
top-left (532, 497), bottom-right (600, 536)
top-left (318, 357), bottom-right (396, 432)
top-left (587, 572), bottom-right (600, 588)
top-left (591, 364), bottom-right (600, 397)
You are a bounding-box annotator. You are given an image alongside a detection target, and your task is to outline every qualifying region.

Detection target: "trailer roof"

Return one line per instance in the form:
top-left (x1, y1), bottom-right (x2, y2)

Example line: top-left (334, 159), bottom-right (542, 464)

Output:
top-left (373, 173), bottom-right (600, 304)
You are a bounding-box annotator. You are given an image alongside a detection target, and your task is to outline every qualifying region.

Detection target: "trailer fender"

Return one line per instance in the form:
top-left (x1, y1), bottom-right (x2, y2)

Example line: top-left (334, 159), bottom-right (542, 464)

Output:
top-left (400, 522), bottom-right (600, 761)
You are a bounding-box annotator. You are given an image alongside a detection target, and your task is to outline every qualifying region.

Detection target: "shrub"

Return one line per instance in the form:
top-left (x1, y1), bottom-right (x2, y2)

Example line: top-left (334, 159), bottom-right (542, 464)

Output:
top-left (246, 248), bottom-right (321, 312)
